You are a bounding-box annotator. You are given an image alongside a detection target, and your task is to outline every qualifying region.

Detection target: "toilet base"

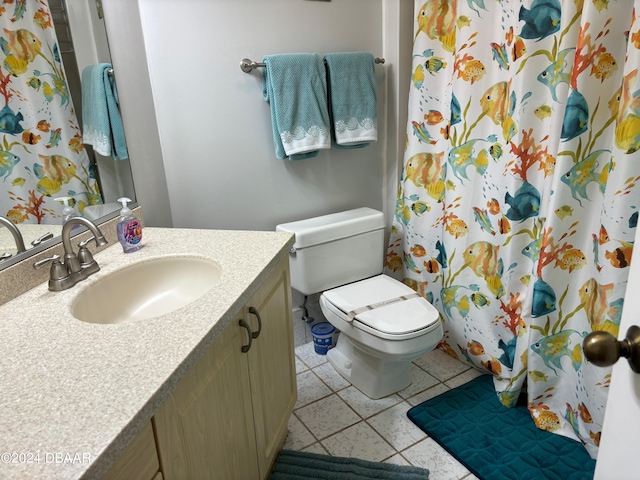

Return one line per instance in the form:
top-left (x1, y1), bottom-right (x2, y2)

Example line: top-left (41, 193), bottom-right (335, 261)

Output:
top-left (327, 335), bottom-right (411, 399)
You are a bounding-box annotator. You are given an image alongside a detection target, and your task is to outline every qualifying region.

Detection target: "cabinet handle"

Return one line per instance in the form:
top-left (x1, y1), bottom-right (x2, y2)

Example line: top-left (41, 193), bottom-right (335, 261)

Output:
top-left (248, 307), bottom-right (262, 339)
top-left (239, 319), bottom-right (253, 353)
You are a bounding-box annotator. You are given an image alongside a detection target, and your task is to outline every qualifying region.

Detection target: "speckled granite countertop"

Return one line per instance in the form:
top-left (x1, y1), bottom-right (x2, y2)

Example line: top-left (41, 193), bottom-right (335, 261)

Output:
top-left (0, 227), bottom-right (294, 480)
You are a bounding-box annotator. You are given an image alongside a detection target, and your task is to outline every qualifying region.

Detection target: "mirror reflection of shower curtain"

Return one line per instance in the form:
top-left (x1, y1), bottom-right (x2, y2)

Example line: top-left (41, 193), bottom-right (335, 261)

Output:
top-left (386, 0), bottom-right (640, 460)
top-left (0, 0), bottom-right (102, 224)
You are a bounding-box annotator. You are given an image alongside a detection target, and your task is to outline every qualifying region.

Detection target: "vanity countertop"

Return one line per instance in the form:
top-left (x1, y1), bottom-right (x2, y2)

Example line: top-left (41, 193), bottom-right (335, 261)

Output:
top-left (0, 227), bottom-right (294, 480)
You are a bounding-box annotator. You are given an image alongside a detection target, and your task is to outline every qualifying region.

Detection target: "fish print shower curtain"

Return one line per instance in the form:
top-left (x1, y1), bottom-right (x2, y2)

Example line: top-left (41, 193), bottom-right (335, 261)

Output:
top-left (385, 0), bottom-right (640, 457)
top-left (0, 0), bottom-right (100, 225)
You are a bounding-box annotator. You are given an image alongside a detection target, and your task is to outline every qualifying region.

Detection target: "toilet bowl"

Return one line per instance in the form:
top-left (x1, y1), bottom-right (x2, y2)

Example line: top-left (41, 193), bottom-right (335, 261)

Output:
top-left (276, 207), bottom-right (443, 399)
top-left (320, 274), bottom-right (442, 398)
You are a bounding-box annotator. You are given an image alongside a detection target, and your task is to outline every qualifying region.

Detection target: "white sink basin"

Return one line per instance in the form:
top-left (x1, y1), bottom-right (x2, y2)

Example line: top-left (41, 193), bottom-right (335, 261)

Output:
top-left (71, 256), bottom-right (222, 324)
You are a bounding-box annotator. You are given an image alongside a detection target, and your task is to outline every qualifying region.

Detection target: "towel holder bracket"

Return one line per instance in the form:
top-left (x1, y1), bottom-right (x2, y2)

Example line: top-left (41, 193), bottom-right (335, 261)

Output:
top-left (240, 58), bottom-right (260, 73)
top-left (240, 57), bottom-right (385, 73)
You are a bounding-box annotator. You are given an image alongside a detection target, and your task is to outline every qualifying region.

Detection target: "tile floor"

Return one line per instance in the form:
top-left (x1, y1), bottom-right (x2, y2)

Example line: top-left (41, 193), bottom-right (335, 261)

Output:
top-left (284, 342), bottom-right (486, 480)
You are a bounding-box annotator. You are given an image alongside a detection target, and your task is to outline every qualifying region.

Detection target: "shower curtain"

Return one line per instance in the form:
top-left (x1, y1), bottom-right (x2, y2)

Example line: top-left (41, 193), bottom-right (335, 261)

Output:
top-left (386, 0), bottom-right (640, 458)
top-left (0, 0), bottom-right (101, 225)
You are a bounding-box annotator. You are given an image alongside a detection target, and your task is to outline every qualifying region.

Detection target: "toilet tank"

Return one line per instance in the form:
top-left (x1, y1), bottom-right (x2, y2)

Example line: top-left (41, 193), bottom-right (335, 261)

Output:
top-left (276, 208), bottom-right (385, 295)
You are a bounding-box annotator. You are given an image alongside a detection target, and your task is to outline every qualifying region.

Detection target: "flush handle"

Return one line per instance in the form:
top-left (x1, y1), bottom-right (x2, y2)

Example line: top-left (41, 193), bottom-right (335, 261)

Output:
top-left (583, 326), bottom-right (640, 373)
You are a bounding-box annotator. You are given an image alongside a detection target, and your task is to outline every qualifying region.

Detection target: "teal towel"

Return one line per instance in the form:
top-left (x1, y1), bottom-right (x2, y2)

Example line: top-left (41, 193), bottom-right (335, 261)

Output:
top-left (262, 54), bottom-right (331, 160)
top-left (81, 63), bottom-right (129, 160)
top-left (271, 450), bottom-right (430, 479)
top-left (324, 53), bottom-right (377, 149)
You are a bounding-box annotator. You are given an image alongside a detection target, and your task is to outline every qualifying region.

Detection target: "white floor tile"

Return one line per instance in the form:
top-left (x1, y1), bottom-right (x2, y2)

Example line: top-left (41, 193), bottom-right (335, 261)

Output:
top-left (366, 401), bottom-right (427, 451)
top-left (283, 414), bottom-right (316, 451)
top-left (397, 364), bottom-right (440, 399)
top-left (383, 453), bottom-right (411, 466)
top-left (337, 386), bottom-right (402, 419)
top-left (312, 362), bottom-right (351, 392)
top-left (460, 473), bottom-right (480, 480)
top-left (295, 342), bottom-right (328, 369)
top-left (445, 369), bottom-right (485, 389)
top-left (302, 442), bottom-right (329, 455)
top-left (295, 370), bottom-right (332, 409)
top-left (321, 422), bottom-right (396, 462)
top-left (401, 437), bottom-right (469, 480)
top-left (295, 357), bottom-right (309, 374)
top-left (413, 348), bottom-right (470, 381)
top-left (406, 383), bottom-right (451, 407)
top-left (295, 394), bottom-right (360, 439)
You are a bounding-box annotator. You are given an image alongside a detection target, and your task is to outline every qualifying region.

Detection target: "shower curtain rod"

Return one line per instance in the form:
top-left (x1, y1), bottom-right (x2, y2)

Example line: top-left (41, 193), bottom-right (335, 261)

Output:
top-left (240, 57), bottom-right (385, 73)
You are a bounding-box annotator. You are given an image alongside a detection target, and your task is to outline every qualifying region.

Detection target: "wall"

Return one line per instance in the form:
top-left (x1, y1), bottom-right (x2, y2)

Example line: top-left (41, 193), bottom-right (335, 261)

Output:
top-left (103, 0), bottom-right (413, 232)
top-left (136, 0), bottom-right (385, 231)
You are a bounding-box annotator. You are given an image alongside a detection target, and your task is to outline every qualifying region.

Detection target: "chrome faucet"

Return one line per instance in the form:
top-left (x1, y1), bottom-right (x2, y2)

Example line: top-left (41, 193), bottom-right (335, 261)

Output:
top-left (34, 217), bottom-right (108, 291)
top-left (0, 215), bottom-right (26, 255)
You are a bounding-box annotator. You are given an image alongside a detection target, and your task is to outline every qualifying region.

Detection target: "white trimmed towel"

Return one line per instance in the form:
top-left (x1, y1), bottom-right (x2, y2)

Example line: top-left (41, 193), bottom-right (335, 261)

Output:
top-left (81, 63), bottom-right (129, 160)
top-left (324, 52), bottom-right (377, 148)
top-left (262, 54), bottom-right (331, 160)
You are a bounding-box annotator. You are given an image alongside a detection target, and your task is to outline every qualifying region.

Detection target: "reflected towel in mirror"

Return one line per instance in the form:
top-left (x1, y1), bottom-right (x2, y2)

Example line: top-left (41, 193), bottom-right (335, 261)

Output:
top-left (81, 63), bottom-right (129, 160)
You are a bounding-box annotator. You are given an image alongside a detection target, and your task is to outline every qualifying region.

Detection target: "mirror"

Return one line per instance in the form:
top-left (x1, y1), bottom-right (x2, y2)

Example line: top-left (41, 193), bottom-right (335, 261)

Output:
top-left (0, 0), bottom-right (136, 270)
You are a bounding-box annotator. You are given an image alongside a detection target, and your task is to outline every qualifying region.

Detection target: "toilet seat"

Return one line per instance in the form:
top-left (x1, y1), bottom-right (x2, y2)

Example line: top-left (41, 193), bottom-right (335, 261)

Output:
top-left (321, 275), bottom-right (440, 340)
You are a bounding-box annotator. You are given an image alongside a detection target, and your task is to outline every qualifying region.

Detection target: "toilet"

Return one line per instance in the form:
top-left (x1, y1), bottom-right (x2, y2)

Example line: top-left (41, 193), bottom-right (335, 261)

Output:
top-left (276, 207), bottom-right (443, 399)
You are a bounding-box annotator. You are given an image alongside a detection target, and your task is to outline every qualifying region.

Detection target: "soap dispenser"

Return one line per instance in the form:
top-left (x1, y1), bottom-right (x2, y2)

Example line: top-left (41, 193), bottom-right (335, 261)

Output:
top-left (55, 196), bottom-right (77, 225)
top-left (55, 196), bottom-right (81, 232)
top-left (116, 197), bottom-right (142, 253)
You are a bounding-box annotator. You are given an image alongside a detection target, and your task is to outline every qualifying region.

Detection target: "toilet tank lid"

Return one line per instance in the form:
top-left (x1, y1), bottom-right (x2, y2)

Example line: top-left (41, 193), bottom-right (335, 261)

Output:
top-left (275, 207), bottom-right (384, 249)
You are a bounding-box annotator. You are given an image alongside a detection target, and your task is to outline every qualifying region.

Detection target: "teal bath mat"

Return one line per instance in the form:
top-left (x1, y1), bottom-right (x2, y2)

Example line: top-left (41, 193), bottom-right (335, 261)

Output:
top-left (407, 375), bottom-right (595, 480)
top-left (270, 449), bottom-right (429, 479)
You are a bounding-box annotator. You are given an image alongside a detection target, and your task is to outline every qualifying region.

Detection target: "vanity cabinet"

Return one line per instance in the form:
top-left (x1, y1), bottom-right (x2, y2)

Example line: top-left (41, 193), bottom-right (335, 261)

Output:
top-left (153, 257), bottom-right (296, 480)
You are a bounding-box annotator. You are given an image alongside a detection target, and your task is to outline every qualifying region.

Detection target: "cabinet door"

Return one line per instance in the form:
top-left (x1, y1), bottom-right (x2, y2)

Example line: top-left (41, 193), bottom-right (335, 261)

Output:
top-left (102, 421), bottom-right (159, 480)
top-left (153, 319), bottom-right (259, 480)
top-left (245, 257), bottom-right (297, 479)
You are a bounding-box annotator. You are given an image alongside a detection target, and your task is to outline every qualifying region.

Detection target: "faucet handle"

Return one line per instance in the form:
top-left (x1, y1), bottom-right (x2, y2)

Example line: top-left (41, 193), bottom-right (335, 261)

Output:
top-left (33, 254), bottom-right (60, 269)
top-left (31, 232), bottom-right (54, 247)
top-left (33, 254), bottom-right (74, 291)
top-left (34, 254), bottom-right (66, 279)
top-left (78, 236), bottom-right (95, 248)
top-left (77, 237), bottom-right (100, 276)
top-left (0, 252), bottom-right (12, 262)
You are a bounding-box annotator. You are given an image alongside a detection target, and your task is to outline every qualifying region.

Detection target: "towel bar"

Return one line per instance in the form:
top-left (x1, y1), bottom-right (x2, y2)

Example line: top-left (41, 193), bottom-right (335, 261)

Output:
top-left (240, 57), bottom-right (385, 73)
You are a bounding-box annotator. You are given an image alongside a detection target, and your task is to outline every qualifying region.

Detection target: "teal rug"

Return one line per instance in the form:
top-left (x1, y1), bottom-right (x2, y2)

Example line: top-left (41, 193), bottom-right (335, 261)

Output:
top-left (270, 450), bottom-right (429, 479)
top-left (407, 375), bottom-right (596, 480)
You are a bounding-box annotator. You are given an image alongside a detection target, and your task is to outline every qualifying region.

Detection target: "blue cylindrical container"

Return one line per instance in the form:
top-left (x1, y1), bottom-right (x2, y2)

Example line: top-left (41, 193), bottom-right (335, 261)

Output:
top-left (311, 322), bottom-right (336, 355)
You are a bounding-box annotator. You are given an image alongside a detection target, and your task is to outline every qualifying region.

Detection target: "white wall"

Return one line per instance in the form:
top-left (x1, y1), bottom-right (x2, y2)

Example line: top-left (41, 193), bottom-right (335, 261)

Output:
top-left (102, 0), bottom-right (413, 233)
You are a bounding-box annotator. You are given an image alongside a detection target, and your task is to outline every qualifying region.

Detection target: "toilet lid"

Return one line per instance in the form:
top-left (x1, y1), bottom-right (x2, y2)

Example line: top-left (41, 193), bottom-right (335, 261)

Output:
top-left (322, 275), bottom-right (440, 335)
